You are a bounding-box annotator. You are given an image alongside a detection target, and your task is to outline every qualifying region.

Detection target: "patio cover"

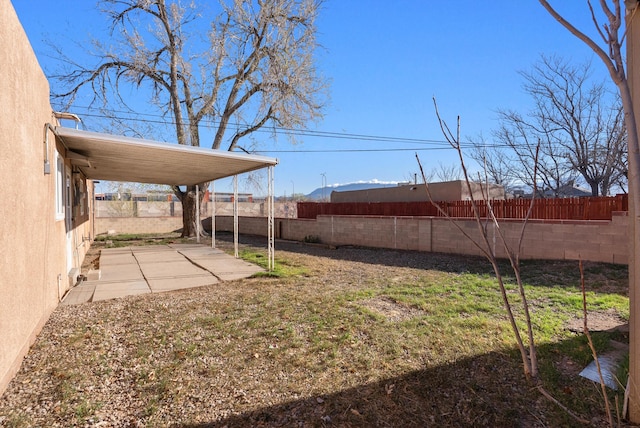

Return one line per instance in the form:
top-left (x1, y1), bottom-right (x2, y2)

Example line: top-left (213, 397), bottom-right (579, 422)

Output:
top-left (54, 127), bottom-right (278, 185)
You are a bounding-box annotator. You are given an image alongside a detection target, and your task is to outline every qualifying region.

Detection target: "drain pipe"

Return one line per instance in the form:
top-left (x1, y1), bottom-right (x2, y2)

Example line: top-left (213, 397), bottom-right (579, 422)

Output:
top-left (43, 123), bottom-right (56, 174)
top-left (53, 111), bottom-right (81, 129)
top-left (43, 112), bottom-right (81, 175)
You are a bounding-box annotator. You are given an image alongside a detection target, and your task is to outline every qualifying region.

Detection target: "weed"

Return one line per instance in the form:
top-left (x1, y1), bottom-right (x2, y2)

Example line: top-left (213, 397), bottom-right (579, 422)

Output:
top-left (238, 249), bottom-right (309, 277)
top-left (75, 400), bottom-right (100, 420)
top-left (1, 413), bottom-right (31, 428)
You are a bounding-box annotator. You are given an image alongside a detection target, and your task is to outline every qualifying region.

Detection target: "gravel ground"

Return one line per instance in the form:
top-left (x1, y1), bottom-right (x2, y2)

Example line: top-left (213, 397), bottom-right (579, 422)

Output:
top-left (0, 235), bottom-right (630, 427)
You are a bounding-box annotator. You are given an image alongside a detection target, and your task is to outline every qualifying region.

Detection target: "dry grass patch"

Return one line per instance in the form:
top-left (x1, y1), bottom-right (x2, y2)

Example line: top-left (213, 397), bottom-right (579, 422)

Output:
top-left (357, 296), bottom-right (427, 322)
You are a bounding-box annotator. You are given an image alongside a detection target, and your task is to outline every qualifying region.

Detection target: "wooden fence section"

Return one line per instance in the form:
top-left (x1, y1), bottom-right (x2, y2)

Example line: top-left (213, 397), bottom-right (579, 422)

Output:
top-left (297, 194), bottom-right (628, 221)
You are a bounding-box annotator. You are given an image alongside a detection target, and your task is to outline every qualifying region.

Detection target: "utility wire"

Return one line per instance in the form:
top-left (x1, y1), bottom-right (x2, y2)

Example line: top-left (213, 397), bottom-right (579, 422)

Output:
top-left (52, 103), bottom-right (532, 153)
top-left (53, 104), bottom-right (477, 148)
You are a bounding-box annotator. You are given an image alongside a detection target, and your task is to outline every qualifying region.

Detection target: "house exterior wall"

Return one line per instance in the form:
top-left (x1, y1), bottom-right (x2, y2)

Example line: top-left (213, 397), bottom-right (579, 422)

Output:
top-left (213, 212), bottom-right (628, 265)
top-left (330, 181), bottom-right (505, 203)
top-left (0, 2), bottom-right (93, 395)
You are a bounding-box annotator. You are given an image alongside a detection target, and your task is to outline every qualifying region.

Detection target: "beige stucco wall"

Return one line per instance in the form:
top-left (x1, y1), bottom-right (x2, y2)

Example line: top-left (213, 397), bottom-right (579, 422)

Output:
top-left (0, 2), bottom-right (92, 395)
top-left (330, 181), bottom-right (505, 203)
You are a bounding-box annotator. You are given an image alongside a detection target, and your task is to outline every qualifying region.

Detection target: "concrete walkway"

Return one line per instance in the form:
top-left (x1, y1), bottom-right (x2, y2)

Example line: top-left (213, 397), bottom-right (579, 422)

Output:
top-left (61, 244), bottom-right (264, 305)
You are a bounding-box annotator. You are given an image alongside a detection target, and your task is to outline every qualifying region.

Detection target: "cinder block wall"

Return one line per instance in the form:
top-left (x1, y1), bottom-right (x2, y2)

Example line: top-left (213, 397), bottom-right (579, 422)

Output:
top-left (98, 211), bottom-right (628, 264)
top-left (95, 217), bottom-right (183, 235)
top-left (214, 212), bottom-right (629, 264)
top-left (95, 200), bottom-right (298, 218)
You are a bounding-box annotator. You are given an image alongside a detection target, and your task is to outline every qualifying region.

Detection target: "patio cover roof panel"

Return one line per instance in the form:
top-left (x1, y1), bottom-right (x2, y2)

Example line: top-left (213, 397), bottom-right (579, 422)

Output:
top-left (54, 127), bottom-right (278, 186)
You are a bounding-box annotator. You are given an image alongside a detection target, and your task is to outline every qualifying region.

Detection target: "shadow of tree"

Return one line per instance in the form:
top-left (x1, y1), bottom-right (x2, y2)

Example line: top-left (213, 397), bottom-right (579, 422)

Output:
top-left (211, 230), bottom-right (628, 295)
top-left (174, 336), bottom-right (617, 428)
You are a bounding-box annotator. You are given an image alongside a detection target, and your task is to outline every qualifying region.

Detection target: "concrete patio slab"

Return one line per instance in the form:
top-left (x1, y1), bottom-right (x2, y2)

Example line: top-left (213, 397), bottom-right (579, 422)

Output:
top-left (138, 260), bottom-right (210, 278)
top-left (134, 251), bottom-right (188, 263)
top-left (62, 244), bottom-right (264, 305)
top-left (61, 283), bottom-right (96, 306)
top-left (194, 258), bottom-right (262, 272)
top-left (99, 263), bottom-right (145, 282)
top-left (99, 253), bottom-right (138, 266)
top-left (147, 275), bottom-right (219, 293)
top-left (168, 244), bottom-right (209, 250)
top-left (185, 253), bottom-right (246, 265)
top-left (92, 280), bottom-right (151, 302)
top-left (175, 247), bottom-right (225, 258)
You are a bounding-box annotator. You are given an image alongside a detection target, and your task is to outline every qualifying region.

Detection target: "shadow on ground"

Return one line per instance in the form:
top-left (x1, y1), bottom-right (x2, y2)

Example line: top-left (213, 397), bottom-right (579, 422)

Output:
top-left (174, 338), bottom-right (615, 428)
top-left (211, 230), bottom-right (628, 294)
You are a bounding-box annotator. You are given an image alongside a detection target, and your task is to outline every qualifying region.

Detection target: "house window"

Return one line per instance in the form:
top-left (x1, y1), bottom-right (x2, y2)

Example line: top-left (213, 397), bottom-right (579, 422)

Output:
top-left (55, 151), bottom-right (65, 220)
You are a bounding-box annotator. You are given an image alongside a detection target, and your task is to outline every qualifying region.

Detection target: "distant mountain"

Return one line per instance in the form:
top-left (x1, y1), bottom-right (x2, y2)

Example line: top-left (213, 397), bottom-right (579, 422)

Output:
top-left (305, 182), bottom-right (400, 200)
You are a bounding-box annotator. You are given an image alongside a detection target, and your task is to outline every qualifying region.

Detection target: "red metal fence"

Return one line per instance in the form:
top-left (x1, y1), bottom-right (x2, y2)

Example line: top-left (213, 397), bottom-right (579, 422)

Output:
top-left (297, 194), bottom-right (628, 221)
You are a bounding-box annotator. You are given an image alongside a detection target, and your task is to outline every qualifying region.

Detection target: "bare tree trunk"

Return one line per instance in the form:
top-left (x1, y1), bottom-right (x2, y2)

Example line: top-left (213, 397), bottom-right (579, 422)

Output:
top-left (181, 191), bottom-right (197, 237)
top-left (174, 185), bottom-right (198, 237)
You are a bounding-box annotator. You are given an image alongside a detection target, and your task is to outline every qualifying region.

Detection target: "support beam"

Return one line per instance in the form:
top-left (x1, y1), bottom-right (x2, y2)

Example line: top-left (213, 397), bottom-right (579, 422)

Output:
top-left (211, 182), bottom-right (216, 249)
top-left (268, 166), bottom-right (275, 271)
top-left (234, 175), bottom-right (239, 259)
top-left (196, 184), bottom-right (200, 244)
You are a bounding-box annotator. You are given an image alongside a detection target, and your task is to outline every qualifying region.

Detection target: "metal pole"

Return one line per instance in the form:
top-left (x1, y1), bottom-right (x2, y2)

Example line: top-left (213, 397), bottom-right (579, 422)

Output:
top-left (268, 166), bottom-right (275, 271)
top-left (211, 181), bottom-right (216, 249)
top-left (234, 175), bottom-right (239, 258)
top-left (196, 184), bottom-right (200, 244)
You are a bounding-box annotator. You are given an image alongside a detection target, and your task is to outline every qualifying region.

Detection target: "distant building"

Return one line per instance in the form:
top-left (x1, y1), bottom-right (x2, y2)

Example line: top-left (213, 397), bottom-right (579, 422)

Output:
top-left (544, 181), bottom-right (592, 198)
top-left (330, 181), bottom-right (505, 203)
top-left (95, 191), bottom-right (254, 202)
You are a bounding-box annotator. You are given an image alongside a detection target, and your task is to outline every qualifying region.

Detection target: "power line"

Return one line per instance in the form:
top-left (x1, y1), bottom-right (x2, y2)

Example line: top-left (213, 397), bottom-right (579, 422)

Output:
top-left (52, 103), bottom-right (528, 154)
top-left (261, 147), bottom-right (456, 153)
top-left (53, 103), bottom-right (476, 148)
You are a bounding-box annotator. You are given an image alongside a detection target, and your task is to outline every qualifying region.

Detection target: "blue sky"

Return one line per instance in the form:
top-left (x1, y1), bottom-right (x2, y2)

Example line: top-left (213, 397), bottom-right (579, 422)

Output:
top-left (11, 1), bottom-right (613, 196)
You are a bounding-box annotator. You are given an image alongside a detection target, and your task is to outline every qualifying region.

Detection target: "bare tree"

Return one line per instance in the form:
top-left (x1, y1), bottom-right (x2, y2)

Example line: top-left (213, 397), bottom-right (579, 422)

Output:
top-left (468, 135), bottom-right (517, 192)
top-left (524, 55), bottom-right (626, 196)
top-left (495, 108), bottom-right (577, 197)
top-left (496, 55), bottom-right (627, 197)
top-left (594, 101), bottom-right (628, 195)
top-left (54, 0), bottom-right (327, 236)
top-left (432, 162), bottom-right (464, 182)
top-left (421, 99), bottom-right (590, 424)
top-left (538, 0), bottom-right (640, 421)
top-left (420, 102), bottom-right (540, 383)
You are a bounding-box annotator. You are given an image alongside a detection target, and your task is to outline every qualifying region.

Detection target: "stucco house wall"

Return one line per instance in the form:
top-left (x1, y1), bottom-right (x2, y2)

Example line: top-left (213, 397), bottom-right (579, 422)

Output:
top-left (0, 2), bottom-right (93, 395)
